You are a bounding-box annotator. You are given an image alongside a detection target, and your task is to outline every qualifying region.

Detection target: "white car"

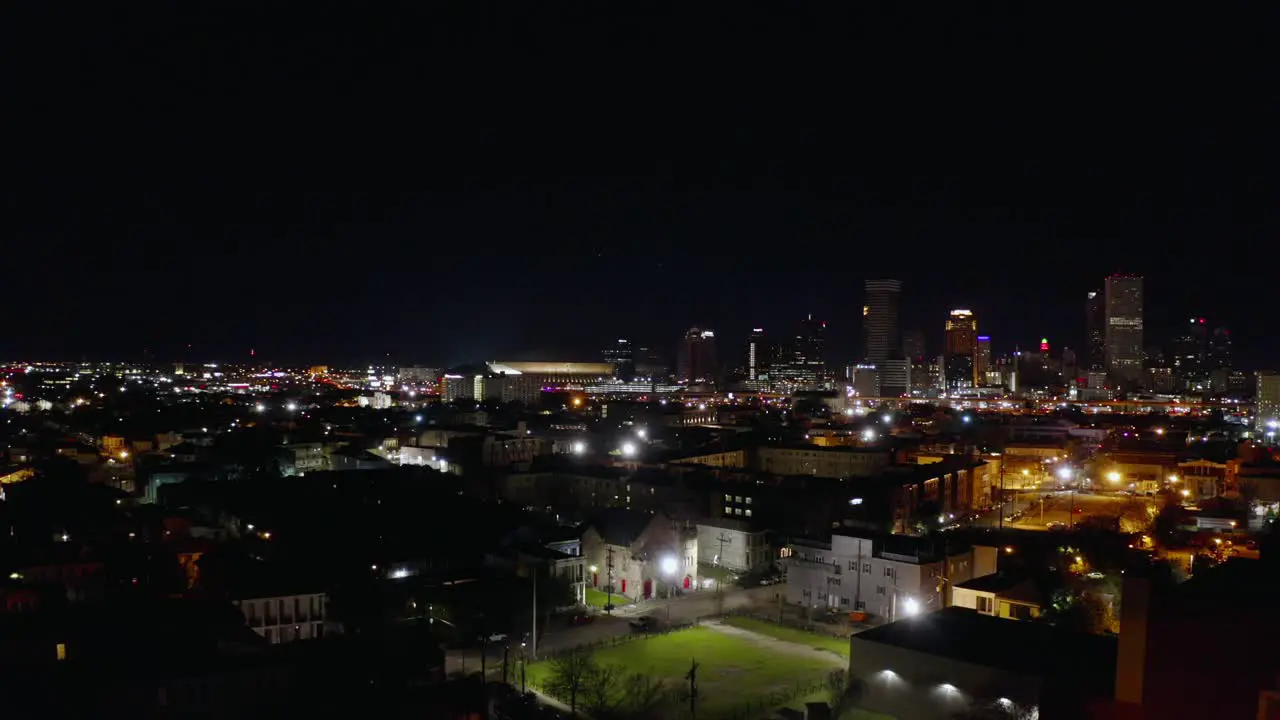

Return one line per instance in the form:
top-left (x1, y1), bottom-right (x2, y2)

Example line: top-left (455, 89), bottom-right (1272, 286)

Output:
top-left (487, 632), bottom-right (508, 643)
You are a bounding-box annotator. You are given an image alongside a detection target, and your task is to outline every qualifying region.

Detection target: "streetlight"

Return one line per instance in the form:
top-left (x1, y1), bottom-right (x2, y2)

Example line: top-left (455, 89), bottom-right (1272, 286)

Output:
top-left (900, 596), bottom-right (921, 617)
top-left (1107, 471), bottom-right (1122, 484)
top-left (621, 442), bottom-right (637, 458)
top-left (636, 428), bottom-right (647, 440)
top-left (573, 441), bottom-right (587, 455)
top-left (1056, 466), bottom-right (1073, 481)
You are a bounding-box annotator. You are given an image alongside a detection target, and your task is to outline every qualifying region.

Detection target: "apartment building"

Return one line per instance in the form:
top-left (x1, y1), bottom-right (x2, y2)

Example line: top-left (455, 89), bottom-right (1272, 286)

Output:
top-left (783, 532), bottom-right (996, 621)
top-left (233, 592), bottom-right (332, 644)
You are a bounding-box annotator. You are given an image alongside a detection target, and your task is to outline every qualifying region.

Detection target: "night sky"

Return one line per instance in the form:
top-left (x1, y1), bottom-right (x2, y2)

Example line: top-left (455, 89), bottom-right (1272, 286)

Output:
top-left (4, 5), bottom-right (1275, 368)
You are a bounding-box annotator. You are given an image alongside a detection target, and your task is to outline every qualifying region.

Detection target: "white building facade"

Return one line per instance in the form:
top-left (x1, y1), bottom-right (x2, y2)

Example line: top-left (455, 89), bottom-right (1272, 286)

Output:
top-left (783, 534), bottom-right (996, 621)
top-left (233, 592), bottom-right (334, 644)
top-left (696, 519), bottom-right (770, 573)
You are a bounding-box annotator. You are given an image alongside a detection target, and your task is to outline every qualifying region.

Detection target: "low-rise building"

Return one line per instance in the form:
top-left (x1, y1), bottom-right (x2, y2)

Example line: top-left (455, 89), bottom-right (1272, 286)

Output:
top-left (581, 509), bottom-right (697, 600)
top-left (233, 592), bottom-right (331, 644)
top-left (783, 533), bottom-right (996, 621)
top-left (847, 606), bottom-right (1117, 719)
top-left (756, 445), bottom-right (892, 478)
top-left (696, 517), bottom-right (770, 573)
top-left (951, 572), bottom-right (1044, 621)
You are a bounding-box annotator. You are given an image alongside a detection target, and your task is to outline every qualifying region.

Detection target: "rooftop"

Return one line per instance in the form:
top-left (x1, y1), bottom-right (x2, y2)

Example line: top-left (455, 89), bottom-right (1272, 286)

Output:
top-left (854, 606), bottom-right (1116, 693)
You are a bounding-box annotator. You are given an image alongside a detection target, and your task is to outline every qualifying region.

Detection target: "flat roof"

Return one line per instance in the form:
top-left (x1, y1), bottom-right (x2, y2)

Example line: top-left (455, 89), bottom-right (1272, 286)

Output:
top-left (854, 607), bottom-right (1116, 691)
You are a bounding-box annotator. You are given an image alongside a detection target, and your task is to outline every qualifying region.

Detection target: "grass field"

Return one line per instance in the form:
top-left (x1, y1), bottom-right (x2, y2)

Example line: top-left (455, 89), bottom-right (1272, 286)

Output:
top-left (719, 616), bottom-right (850, 658)
top-left (584, 588), bottom-right (631, 608)
top-left (526, 626), bottom-right (838, 718)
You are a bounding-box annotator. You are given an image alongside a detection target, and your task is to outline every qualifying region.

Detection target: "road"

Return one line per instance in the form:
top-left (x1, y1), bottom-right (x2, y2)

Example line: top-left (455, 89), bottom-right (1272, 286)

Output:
top-left (444, 585), bottom-right (780, 676)
top-left (981, 490), bottom-right (1151, 531)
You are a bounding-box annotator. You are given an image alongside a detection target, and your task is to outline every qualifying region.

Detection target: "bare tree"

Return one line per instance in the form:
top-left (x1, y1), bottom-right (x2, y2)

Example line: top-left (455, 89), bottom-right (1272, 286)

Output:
top-left (545, 650), bottom-right (597, 715)
top-left (583, 663), bottom-right (623, 716)
top-left (621, 672), bottom-right (671, 719)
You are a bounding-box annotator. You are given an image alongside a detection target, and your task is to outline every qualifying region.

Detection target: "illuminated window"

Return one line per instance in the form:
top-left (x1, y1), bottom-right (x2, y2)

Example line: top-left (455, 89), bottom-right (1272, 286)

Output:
top-left (724, 506), bottom-right (732, 515)
top-left (744, 509), bottom-right (752, 517)
top-left (745, 497), bottom-right (753, 504)
top-left (734, 508), bottom-right (743, 516)
top-left (724, 494), bottom-right (732, 502)
top-left (56, 643), bottom-right (66, 661)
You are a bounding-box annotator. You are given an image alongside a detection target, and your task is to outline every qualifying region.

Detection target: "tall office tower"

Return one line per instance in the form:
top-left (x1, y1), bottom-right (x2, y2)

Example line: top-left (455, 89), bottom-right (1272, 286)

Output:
top-left (1257, 373), bottom-right (1280, 431)
top-left (902, 330), bottom-right (927, 363)
top-left (944, 309), bottom-right (978, 390)
top-left (677, 327), bottom-right (718, 384)
top-left (603, 338), bottom-right (635, 379)
top-left (745, 328), bottom-right (768, 381)
top-left (975, 336), bottom-right (992, 383)
top-left (1173, 317), bottom-right (1208, 386)
top-left (1086, 290), bottom-right (1106, 372)
top-left (863, 279), bottom-right (902, 364)
top-left (1104, 275), bottom-right (1144, 385)
top-left (1208, 327), bottom-right (1232, 371)
top-left (793, 315), bottom-right (827, 384)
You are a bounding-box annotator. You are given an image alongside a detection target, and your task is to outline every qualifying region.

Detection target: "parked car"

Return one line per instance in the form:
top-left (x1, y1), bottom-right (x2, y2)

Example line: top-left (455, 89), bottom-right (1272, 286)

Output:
top-left (1046, 521), bottom-right (1067, 531)
top-left (487, 632), bottom-right (509, 643)
top-left (629, 616), bottom-right (658, 632)
top-left (568, 612), bottom-right (595, 626)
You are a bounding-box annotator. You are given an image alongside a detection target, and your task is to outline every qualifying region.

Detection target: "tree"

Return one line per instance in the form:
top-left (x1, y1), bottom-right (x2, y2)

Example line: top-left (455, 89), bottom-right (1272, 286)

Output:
top-left (545, 649), bottom-right (596, 715)
top-left (621, 672), bottom-right (671, 719)
top-left (1045, 589), bottom-right (1114, 635)
top-left (583, 662), bottom-right (623, 716)
top-left (825, 668), bottom-right (862, 718)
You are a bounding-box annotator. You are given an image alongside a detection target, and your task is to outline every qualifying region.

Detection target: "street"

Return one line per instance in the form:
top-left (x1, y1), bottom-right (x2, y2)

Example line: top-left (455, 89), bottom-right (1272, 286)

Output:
top-left (982, 490), bottom-right (1153, 532)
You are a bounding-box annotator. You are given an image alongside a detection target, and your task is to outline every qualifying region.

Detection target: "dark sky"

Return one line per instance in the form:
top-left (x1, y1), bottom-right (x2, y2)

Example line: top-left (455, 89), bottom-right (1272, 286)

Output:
top-left (4, 4), bottom-right (1276, 368)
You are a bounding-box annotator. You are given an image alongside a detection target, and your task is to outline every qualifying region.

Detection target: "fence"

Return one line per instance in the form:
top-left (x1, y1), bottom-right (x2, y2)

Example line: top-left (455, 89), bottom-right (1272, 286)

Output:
top-left (528, 675), bottom-right (831, 720)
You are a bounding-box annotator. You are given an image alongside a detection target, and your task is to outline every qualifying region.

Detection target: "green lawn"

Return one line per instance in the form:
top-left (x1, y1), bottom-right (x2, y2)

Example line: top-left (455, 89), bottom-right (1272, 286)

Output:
top-left (526, 626), bottom-right (837, 718)
top-left (720, 616), bottom-right (850, 658)
top-left (584, 588), bottom-right (631, 608)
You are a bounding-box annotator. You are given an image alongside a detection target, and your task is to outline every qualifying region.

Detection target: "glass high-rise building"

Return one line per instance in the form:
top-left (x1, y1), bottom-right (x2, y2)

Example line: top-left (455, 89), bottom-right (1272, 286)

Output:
top-left (1086, 291), bottom-right (1106, 372)
top-left (745, 328), bottom-right (769, 381)
top-left (863, 279), bottom-right (902, 364)
top-left (677, 327), bottom-right (717, 384)
top-left (1104, 275), bottom-right (1144, 385)
top-left (944, 309), bottom-right (978, 390)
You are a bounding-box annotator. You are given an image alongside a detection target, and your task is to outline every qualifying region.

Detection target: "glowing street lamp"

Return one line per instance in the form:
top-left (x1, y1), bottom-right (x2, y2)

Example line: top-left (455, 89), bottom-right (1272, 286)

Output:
top-left (1056, 466), bottom-right (1073, 481)
top-left (621, 442), bottom-right (637, 458)
top-left (572, 441), bottom-right (587, 455)
top-left (901, 596), bottom-right (921, 617)
top-left (1107, 471), bottom-right (1122, 484)
top-left (660, 556), bottom-right (678, 576)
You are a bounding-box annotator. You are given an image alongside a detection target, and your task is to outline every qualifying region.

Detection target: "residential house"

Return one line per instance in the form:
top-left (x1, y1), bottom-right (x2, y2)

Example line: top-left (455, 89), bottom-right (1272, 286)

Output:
top-left (951, 572), bottom-right (1044, 620)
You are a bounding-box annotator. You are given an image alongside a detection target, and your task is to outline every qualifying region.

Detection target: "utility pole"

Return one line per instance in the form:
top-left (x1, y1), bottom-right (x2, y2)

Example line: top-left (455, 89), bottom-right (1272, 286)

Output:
top-left (998, 458), bottom-right (1007, 531)
top-left (605, 545), bottom-right (616, 613)
top-left (531, 568), bottom-right (538, 661)
top-left (714, 532), bottom-right (732, 613)
top-left (503, 643), bottom-right (509, 685)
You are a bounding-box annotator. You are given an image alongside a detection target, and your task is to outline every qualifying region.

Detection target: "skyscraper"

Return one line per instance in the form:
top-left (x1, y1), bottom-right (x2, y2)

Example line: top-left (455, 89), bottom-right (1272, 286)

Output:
top-left (677, 327), bottom-right (717, 384)
top-left (975, 336), bottom-right (992, 383)
top-left (1086, 291), bottom-right (1106, 372)
top-left (1173, 317), bottom-right (1208, 387)
top-left (745, 328), bottom-right (769, 381)
top-left (1257, 372), bottom-right (1280, 432)
top-left (1104, 275), bottom-right (1144, 385)
top-left (1208, 327), bottom-right (1232, 371)
top-left (902, 330), bottom-right (927, 363)
top-left (794, 315), bottom-right (827, 384)
top-left (944, 309), bottom-right (978, 390)
top-left (603, 338), bottom-right (635, 379)
top-left (863, 279), bottom-right (902, 364)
